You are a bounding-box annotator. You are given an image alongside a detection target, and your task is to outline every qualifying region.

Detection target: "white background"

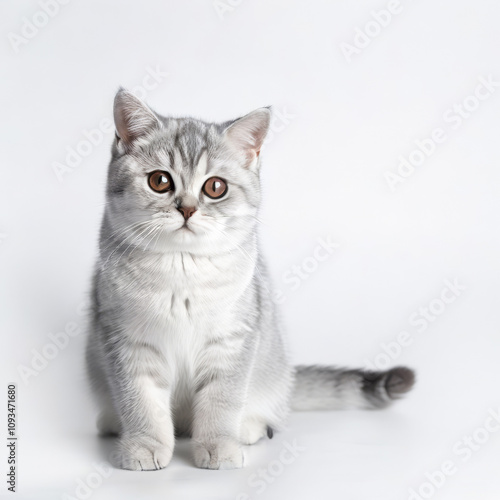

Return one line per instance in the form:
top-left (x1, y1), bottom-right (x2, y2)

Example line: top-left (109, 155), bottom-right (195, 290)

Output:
top-left (2, 0), bottom-right (500, 499)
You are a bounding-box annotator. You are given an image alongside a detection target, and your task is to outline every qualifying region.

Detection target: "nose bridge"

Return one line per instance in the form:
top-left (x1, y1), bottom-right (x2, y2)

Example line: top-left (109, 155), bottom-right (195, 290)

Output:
top-left (175, 189), bottom-right (198, 220)
top-left (175, 192), bottom-right (198, 209)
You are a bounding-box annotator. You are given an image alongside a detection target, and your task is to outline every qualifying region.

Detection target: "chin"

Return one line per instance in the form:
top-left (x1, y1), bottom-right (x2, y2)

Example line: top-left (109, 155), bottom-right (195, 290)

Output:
top-left (152, 226), bottom-right (210, 254)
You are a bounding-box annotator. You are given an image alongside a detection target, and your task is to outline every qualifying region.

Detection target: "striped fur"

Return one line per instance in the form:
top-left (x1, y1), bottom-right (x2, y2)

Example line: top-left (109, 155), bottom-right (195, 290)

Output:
top-left (85, 89), bottom-right (415, 471)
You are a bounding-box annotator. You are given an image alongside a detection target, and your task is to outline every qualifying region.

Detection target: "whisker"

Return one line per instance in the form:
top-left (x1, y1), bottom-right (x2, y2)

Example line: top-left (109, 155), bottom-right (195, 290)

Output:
top-left (103, 221), bottom-right (157, 269)
top-left (142, 223), bottom-right (163, 253)
top-left (112, 223), bottom-right (158, 267)
top-left (100, 219), bottom-right (153, 253)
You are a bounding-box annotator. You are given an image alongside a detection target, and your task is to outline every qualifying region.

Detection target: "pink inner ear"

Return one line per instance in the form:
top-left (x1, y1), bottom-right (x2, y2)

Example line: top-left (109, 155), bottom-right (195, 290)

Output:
top-left (224, 108), bottom-right (271, 163)
top-left (114, 107), bottom-right (130, 143)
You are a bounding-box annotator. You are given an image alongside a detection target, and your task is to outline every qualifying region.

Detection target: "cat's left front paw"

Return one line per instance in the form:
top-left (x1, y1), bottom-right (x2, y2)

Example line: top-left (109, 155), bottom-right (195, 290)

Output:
top-left (193, 438), bottom-right (244, 470)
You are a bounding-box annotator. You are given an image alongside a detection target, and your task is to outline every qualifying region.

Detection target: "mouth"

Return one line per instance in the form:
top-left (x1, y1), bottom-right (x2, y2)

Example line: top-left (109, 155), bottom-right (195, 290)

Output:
top-left (177, 221), bottom-right (195, 233)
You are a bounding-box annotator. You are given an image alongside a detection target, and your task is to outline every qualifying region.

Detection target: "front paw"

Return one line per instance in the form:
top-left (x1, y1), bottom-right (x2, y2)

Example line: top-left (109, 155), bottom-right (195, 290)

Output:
top-left (193, 437), bottom-right (244, 470)
top-left (118, 435), bottom-right (173, 471)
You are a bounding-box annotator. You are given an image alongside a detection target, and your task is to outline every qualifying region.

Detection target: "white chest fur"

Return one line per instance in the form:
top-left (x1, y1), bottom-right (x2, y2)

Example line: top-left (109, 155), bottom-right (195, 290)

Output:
top-left (106, 249), bottom-right (255, 351)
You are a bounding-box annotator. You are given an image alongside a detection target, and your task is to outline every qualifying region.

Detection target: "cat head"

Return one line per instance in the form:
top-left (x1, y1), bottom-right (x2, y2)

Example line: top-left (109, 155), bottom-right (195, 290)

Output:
top-left (103, 89), bottom-right (270, 256)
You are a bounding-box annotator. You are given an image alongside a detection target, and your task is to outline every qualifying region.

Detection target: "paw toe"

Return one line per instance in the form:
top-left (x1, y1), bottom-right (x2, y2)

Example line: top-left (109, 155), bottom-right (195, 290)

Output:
top-left (118, 437), bottom-right (173, 471)
top-left (193, 439), bottom-right (244, 470)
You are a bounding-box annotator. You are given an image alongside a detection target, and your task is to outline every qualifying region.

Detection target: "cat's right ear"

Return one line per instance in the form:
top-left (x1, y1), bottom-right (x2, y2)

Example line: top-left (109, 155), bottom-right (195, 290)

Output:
top-left (113, 88), bottom-right (162, 150)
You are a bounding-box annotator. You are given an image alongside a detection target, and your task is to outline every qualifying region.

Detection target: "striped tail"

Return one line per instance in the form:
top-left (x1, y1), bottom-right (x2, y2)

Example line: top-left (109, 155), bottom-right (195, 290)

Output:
top-left (291, 365), bottom-right (415, 411)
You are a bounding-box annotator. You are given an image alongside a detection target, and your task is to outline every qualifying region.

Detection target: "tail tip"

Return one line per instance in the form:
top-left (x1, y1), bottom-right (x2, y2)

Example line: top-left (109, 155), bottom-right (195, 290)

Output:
top-left (385, 366), bottom-right (415, 399)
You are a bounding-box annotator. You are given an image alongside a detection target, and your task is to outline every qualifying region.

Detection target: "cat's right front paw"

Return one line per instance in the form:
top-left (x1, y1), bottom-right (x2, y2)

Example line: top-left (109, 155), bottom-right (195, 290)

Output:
top-left (118, 436), bottom-right (173, 471)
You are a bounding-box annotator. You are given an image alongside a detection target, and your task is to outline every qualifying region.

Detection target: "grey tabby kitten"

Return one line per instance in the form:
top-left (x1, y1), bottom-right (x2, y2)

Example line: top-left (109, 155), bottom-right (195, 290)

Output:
top-left (86, 89), bottom-right (415, 471)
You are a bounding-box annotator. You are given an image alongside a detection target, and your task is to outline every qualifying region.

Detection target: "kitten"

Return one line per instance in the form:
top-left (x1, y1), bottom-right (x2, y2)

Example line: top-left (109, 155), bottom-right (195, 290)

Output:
top-left (85, 89), bottom-right (415, 471)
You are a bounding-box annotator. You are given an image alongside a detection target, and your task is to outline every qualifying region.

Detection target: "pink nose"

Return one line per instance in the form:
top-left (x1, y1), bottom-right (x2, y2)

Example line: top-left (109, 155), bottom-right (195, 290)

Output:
top-left (177, 206), bottom-right (197, 220)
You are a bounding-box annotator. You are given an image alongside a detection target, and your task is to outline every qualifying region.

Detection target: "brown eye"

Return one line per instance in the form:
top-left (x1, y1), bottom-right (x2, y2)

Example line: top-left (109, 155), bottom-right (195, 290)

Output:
top-left (148, 170), bottom-right (174, 193)
top-left (202, 177), bottom-right (228, 199)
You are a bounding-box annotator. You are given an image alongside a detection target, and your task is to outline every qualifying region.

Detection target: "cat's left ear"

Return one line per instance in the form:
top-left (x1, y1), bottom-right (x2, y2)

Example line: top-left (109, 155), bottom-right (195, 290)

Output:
top-left (223, 108), bottom-right (271, 167)
top-left (113, 88), bottom-right (162, 150)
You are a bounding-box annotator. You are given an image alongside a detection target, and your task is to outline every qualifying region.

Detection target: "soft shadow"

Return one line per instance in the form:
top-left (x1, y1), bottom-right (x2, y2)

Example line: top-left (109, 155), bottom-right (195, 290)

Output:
top-left (96, 434), bottom-right (121, 468)
top-left (172, 437), bottom-right (193, 466)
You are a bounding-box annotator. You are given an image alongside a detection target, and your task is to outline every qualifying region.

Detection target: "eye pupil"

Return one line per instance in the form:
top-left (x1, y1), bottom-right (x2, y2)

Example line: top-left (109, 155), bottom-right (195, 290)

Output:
top-left (203, 177), bottom-right (227, 199)
top-left (148, 171), bottom-right (173, 193)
